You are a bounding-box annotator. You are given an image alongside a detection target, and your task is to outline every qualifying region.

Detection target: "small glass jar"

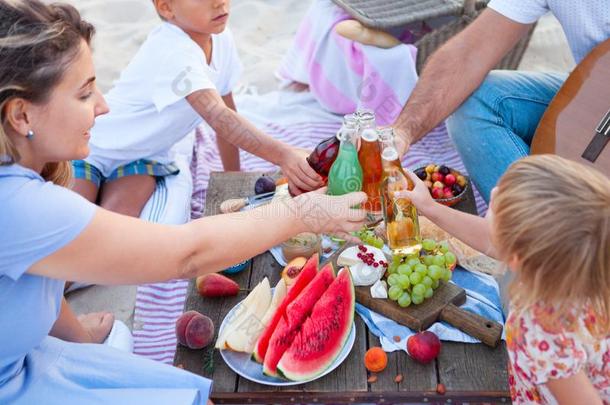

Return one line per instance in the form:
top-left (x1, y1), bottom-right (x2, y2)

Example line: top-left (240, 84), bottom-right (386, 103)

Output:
top-left (280, 233), bottom-right (322, 262)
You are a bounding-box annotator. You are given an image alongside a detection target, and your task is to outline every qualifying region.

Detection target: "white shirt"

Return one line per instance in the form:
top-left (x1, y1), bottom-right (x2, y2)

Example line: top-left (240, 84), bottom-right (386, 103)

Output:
top-left (87, 23), bottom-right (242, 175)
top-left (489, 0), bottom-right (610, 64)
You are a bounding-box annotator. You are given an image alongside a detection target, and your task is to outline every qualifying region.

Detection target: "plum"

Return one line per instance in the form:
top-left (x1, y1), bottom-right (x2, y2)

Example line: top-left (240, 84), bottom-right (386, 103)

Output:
top-left (452, 184), bottom-right (464, 195)
top-left (414, 168), bottom-right (427, 181)
top-left (438, 165), bottom-right (450, 176)
top-left (254, 176), bottom-right (276, 195)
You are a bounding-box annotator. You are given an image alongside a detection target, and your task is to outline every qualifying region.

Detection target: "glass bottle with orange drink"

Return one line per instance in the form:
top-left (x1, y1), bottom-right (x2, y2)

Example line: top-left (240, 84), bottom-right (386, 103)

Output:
top-left (356, 110), bottom-right (382, 214)
top-left (379, 128), bottom-right (422, 255)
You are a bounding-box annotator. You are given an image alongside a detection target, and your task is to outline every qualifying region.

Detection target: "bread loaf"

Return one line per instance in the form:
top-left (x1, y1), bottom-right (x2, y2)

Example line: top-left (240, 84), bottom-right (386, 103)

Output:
top-left (335, 20), bottom-right (401, 49)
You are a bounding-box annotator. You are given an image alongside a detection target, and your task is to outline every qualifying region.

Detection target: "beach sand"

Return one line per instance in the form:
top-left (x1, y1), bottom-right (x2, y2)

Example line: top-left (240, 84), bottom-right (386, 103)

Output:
top-left (65, 0), bottom-right (574, 327)
top-left (69, 0), bottom-right (575, 94)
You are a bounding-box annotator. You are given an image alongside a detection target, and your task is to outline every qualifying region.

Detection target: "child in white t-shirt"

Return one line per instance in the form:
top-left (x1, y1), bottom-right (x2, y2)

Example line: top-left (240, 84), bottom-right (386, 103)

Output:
top-left (72, 0), bottom-right (322, 217)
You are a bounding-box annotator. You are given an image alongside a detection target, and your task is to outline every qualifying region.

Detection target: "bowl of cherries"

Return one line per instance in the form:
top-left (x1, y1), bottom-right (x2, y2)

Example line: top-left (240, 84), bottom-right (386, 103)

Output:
top-left (413, 164), bottom-right (469, 207)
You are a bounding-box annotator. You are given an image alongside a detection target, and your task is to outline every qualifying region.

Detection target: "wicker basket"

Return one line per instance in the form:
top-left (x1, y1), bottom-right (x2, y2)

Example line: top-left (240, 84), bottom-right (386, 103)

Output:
top-left (331, 0), bottom-right (535, 73)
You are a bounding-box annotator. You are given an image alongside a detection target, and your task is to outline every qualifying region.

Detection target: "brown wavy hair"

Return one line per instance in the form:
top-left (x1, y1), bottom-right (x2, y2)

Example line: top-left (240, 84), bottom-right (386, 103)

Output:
top-left (0, 0), bottom-right (95, 186)
top-left (493, 155), bottom-right (610, 334)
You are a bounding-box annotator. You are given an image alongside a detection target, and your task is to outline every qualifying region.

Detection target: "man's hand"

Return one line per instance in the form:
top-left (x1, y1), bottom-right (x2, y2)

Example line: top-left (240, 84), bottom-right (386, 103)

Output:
top-left (389, 9), bottom-right (531, 159)
top-left (392, 127), bottom-right (411, 157)
top-left (279, 147), bottom-right (323, 195)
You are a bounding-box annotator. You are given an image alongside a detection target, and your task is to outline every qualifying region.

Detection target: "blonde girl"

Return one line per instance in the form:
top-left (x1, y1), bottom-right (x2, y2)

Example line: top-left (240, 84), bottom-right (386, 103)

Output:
top-left (401, 155), bottom-right (610, 404)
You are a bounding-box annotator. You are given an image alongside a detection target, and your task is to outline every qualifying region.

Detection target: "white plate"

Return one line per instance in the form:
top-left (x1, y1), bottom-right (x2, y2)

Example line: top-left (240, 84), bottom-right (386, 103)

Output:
top-left (218, 297), bottom-right (356, 386)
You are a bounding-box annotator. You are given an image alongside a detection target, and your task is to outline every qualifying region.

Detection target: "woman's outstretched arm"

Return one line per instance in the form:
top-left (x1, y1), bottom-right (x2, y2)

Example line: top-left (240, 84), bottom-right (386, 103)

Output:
top-left (29, 190), bottom-right (367, 285)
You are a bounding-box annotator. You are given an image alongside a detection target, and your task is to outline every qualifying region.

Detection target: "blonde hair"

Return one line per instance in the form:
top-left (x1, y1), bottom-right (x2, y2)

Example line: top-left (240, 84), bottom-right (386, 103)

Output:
top-left (0, 0), bottom-right (95, 187)
top-left (493, 155), bottom-right (610, 334)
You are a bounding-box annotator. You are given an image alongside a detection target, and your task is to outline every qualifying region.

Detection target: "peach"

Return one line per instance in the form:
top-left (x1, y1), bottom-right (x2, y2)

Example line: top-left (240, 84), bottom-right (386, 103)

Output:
top-left (176, 310), bottom-right (199, 346)
top-left (176, 310), bottom-right (214, 349)
top-left (407, 331), bottom-right (441, 364)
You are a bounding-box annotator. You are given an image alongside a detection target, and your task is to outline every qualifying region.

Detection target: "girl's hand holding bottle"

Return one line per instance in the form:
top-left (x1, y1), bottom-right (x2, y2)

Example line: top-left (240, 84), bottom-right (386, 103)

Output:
top-left (394, 169), bottom-right (436, 217)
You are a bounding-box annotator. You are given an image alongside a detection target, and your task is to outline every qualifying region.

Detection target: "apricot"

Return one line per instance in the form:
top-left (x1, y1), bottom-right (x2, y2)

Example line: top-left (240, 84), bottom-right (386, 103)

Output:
top-left (281, 257), bottom-right (307, 287)
top-left (176, 310), bottom-right (214, 349)
top-left (364, 347), bottom-right (388, 373)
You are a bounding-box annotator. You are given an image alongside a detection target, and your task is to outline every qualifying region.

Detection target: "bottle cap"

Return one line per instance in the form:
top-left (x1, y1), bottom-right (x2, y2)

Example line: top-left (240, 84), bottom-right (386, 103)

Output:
top-left (381, 147), bottom-right (399, 161)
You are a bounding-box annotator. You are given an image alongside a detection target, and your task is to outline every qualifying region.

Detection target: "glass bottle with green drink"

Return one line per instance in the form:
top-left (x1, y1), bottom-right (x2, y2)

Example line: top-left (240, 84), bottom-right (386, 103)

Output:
top-left (327, 115), bottom-right (363, 195)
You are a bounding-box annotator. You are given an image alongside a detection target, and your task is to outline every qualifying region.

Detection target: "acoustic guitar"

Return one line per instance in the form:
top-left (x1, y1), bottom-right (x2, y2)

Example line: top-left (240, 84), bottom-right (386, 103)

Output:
top-left (531, 38), bottom-right (610, 175)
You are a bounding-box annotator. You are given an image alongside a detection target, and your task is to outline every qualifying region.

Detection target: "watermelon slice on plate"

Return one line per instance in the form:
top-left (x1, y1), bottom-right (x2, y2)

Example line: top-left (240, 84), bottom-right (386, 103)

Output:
top-left (218, 266), bottom-right (356, 386)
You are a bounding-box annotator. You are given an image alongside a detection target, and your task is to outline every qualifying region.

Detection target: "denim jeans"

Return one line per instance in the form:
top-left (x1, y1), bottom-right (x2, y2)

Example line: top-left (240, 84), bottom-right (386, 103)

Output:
top-left (446, 70), bottom-right (567, 203)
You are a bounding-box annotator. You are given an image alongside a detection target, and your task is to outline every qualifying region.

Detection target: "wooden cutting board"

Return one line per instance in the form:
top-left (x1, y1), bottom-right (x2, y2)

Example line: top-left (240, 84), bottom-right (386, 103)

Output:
top-left (324, 242), bottom-right (503, 347)
top-left (355, 281), bottom-right (503, 347)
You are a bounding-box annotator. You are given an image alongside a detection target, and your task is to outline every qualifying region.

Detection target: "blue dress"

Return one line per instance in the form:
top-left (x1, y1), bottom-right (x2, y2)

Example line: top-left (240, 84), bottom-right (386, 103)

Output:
top-left (0, 164), bottom-right (212, 405)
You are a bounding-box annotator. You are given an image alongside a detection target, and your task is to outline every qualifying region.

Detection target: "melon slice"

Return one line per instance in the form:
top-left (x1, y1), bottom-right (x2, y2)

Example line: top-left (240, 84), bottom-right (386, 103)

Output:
top-left (277, 268), bottom-right (355, 381)
top-left (243, 279), bottom-right (287, 353)
top-left (215, 278), bottom-right (271, 350)
top-left (252, 254), bottom-right (319, 363)
top-left (263, 263), bottom-right (335, 377)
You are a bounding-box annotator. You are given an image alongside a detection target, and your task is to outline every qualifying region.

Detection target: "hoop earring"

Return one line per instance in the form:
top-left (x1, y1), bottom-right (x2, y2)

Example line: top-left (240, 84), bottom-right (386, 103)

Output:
top-left (26, 130), bottom-right (34, 140)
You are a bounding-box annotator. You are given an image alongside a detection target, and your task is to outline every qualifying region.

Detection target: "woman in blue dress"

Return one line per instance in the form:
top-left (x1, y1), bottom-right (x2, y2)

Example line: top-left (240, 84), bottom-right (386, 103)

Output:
top-left (0, 1), bottom-right (367, 404)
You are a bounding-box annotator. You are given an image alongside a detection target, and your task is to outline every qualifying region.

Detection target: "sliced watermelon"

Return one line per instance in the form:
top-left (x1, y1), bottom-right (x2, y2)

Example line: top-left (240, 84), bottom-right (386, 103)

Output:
top-left (285, 263), bottom-right (335, 327)
top-left (277, 268), bottom-right (355, 381)
top-left (263, 263), bottom-right (335, 377)
top-left (252, 254), bottom-right (318, 363)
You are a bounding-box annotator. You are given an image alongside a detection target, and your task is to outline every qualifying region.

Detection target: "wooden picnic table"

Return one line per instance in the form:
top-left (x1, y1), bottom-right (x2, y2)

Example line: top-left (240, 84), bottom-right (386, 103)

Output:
top-left (175, 172), bottom-right (511, 404)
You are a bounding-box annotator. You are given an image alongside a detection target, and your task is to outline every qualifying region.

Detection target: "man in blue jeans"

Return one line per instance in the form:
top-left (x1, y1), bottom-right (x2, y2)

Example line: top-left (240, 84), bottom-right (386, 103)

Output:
top-left (392, 0), bottom-right (609, 203)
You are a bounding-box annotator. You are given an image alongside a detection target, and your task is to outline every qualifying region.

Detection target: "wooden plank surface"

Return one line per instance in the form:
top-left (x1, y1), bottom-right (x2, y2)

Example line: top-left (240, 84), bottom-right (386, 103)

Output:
top-left (175, 171), bottom-right (510, 403)
top-left (367, 332), bottom-right (438, 394)
top-left (355, 281), bottom-right (466, 331)
top-left (174, 172), bottom-right (260, 391)
top-left (438, 342), bottom-right (511, 393)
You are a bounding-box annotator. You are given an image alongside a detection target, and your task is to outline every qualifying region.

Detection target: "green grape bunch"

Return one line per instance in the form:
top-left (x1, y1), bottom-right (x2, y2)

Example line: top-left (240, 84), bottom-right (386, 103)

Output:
top-left (384, 238), bottom-right (458, 308)
top-left (354, 226), bottom-right (385, 249)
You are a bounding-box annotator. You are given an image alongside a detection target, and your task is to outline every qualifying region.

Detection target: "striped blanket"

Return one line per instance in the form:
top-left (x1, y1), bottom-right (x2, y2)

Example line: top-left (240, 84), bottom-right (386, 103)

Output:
top-left (132, 90), bottom-right (488, 363)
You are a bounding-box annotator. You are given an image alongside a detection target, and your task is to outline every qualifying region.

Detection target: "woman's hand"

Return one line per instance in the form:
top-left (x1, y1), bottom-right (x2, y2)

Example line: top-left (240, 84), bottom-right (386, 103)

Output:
top-left (292, 188), bottom-right (367, 238)
top-left (279, 147), bottom-right (324, 195)
top-left (395, 169), bottom-right (436, 216)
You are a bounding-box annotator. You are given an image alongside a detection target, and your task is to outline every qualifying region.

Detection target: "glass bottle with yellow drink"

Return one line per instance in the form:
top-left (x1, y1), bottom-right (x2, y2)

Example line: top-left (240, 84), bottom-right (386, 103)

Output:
top-left (379, 128), bottom-right (422, 255)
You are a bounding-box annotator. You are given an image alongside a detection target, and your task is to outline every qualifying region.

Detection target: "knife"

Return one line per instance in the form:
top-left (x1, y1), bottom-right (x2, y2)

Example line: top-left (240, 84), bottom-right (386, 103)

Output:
top-left (220, 191), bottom-right (275, 213)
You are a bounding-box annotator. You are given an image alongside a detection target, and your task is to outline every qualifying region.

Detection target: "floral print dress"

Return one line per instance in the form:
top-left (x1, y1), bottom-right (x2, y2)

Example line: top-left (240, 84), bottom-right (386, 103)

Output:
top-left (506, 304), bottom-right (610, 404)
